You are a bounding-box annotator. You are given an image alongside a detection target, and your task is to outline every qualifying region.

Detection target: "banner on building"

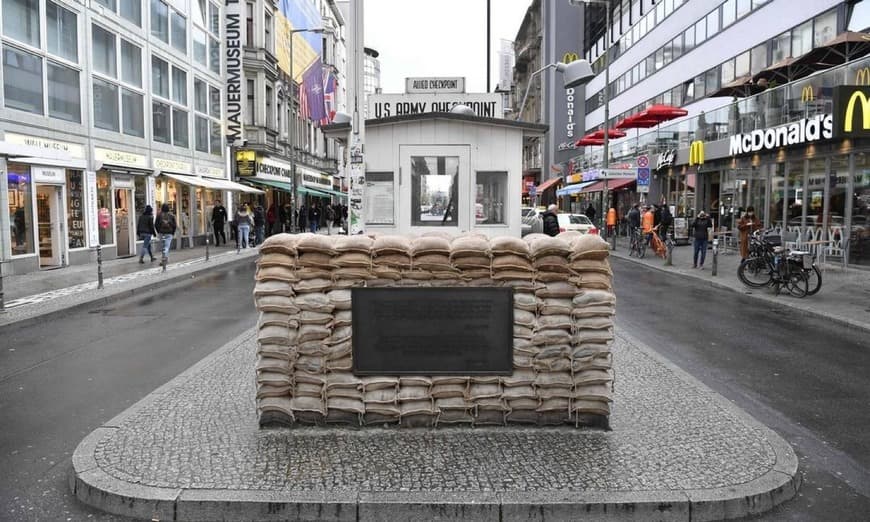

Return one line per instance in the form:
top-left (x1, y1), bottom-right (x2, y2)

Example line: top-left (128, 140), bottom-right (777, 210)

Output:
top-left (368, 93), bottom-right (503, 119)
top-left (833, 85), bottom-right (870, 138)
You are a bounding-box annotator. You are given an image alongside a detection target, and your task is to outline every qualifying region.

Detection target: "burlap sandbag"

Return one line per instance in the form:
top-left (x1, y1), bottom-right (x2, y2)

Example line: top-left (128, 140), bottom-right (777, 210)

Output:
top-left (452, 255), bottom-right (491, 270)
top-left (492, 270), bottom-right (535, 281)
top-left (468, 383), bottom-right (501, 400)
top-left (572, 399), bottom-right (611, 416)
top-left (534, 371), bottom-right (573, 389)
top-left (327, 397), bottom-right (365, 414)
top-left (297, 340), bottom-right (326, 356)
top-left (533, 255), bottom-right (571, 273)
top-left (531, 328), bottom-right (572, 346)
top-left (257, 343), bottom-right (294, 360)
top-left (471, 375), bottom-right (500, 384)
top-left (372, 235), bottom-right (411, 256)
top-left (537, 387), bottom-right (572, 400)
top-left (514, 309), bottom-right (536, 328)
top-left (540, 298), bottom-right (573, 315)
top-left (412, 254), bottom-right (455, 272)
top-left (328, 289), bottom-right (352, 310)
top-left (289, 396), bottom-right (326, 415)
top-left (328, 325), bottom-right (352, 345)
top-left (333, 310), bottom-right (352, 327)
top-left (256, 265), bottom-right (298, 283)
top-left (333, 268), bottom-right (375, 281)
top-left (294, 371), bottom-right (327, 386)
top-left (501, 385), bottom-right (536, 400)
top-left (571, 305), bottom-right (615, 318)
top-left (501, 369), bottom-right (536, 386)
top-left (513, 325), bottom-right (534, 339)
top-left (258, 325), bottom-right (297, 346)
top-left (513, 354), bottom-right (534, 368)
top-left (410, 235), bottom-right (451, 256)
top-left (573, 383), bottom-right (612, 402)
top-left (259, 233), bottom-right (300, 256)
top-left (298, 310), bottom-right (333, 325)
top-left (432, 376), bottom-right (469, 385)
top-left (362, 376), bottom-right (399, 391)
top-left (256, 383), bottom-right (292, 399)
top-left (399, 376), bottom-right (432, 387)
top-left (370, 267), bottom-right (402, 280)
top-left (253, 280), bottom-right (295, 299)
top-left (257, 311), bottom-right (295, 328)
top-left (513, 292), bottom-right (538, 312)
top-left (398, 385), bottom-right (430, 401)
top-left (512, 338), bottom-right (536, 355)
top-left (434, 397), bottom-right (474, 424)
top-left (334, 252), bottom-right (371, 268)
top-left (256, 357), bottom-right (291, 373)
top-left (364, 388), bottom-right (398, 404)
top-left (536, 397), bottom-right (570, 413)
top-left (534, 344), bottom-right (571, 361)
top-left (297, 252), bottom-right (336, 269)
top-left (334, 235), bottom-right (373, 254)
top-left (538, 314), bottom-right (572, 331)
top-left (490, 236), bottom-right (530, 257)
top-left (258, 252), bottom-right (296, 268)
top-left (573, 369), bottom-right (613, 386)
top-left (460, 270), bottom-right (493, 280)
top-left (326, 372), bottom-right (362, 390)
top-left (257, 371), bottom-right (292, 386)
top-left (568, 234), bottom-right (610, 261)
top-left (400, 400), bottom-right (435, 416)
top-left (431, 383), bottom-right (466, 398)
top-left (297, 324), bottom-right (330, 343)
top-left (294, 380), bottom-right (325, 397)
top-left (258, 396), bottom-right (295, 420)
top-left (492, 254), bottom-right (533, 272)
top-left (323, 340), bottom-right (351, 361)
top-left (325, 355), bottom-right (352, 371)
top-left (572, 290), bottom-right (616, 307)
top-left (569, 258), bottom-right (613, 275)
top-left (295, 355), bottom-right (325, 373)
top-left (571, 344), bottom-right (611, 360)
top-left (573, 316), bottom-right (613, 330)
top-left (535, 281), bottom-right (579, 299)
top-left (293, 278), bottom-right (333, 293)
top-left (431, 272), bottom-right (463, 282)
top-left (506, 397), bottom-right (540, 410)
top-left (572, 329), bottom-right (614, 345)
top-left (373, 253), bottom-right (412, 269)
top-left (527, 236), bottom-right (571, 259)
top-left (502, 279), bottom-right (545, 291)
top-left (296, 234), bottom-right (337, 256)
top-left (295, 293), bottom-right (334, 313)
top-left (450, 235), bottom-right (491, 259)
top-left (294, 268), bottom-right (332, 281)
top-left (572, 353), bottom-right (613, 372)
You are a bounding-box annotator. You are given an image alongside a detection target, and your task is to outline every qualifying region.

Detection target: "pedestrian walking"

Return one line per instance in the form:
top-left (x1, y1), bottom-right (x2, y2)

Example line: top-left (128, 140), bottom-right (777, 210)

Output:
top-left (253, 205), bottom-right (266, 245)
top-left (136, 205), bottom-right (156, 263)
top-left (606, 207), bottom-right (617, 237)
top-left (541, 204), bottom-right (560, 237)
top-left (235, 204), bottom-right (253, 250)
top-left (266, 203), bottom-right (279, 236)
top-left (280, 202), bottom-right (292, 233)
top-left (690, 211), bottom-right (713, 269)
top-left (659, 204), bottom-right (673, 239)
top-left (325, 204), bottom-right (335, 235)
top-left (737, 206), bottom-right (763, 259)
top-left (641, 205), bottom-right (656, 245)
top-left (156, 203), bottom-right (177, 261)
top-left (308, 202), bottom-right (321, 233)
top-left (627, 203), bottom-right (641, 234)
top-left (585, 203), bottom-right (597, 223)
top-left (211, 199), bottom-right (227, 246)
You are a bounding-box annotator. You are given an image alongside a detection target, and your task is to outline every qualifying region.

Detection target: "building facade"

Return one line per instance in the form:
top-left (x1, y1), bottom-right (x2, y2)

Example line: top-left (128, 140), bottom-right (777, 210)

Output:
top-left (0, 0), bottom-right (252, 275)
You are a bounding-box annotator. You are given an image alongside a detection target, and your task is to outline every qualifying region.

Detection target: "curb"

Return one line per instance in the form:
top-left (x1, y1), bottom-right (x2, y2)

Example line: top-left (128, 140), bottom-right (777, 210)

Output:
top-left (0, 251), bottom-right (258, 330)
top-left (71, 327), bottom-right (800, 521)
top-left (611, 248), bottom-right (870, 335)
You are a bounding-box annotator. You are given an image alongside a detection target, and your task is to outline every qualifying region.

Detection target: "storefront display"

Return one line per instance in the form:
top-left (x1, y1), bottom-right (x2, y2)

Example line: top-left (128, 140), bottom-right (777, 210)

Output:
top-left (97, 171), bottom-right (113, 245)
top-left (7, 163), bottom-right (34, 255)
top-left (67, 171), bottom-right (86, 249)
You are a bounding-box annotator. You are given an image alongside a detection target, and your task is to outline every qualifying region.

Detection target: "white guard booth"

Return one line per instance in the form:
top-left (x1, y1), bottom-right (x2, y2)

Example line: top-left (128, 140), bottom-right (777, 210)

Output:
top-left (327, 112), bottom-right (547, 237)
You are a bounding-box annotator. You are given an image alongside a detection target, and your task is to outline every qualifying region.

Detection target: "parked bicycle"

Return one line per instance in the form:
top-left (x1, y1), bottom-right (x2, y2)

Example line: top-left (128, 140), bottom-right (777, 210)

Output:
top-left (628, 227), bottom-right (646, 258)
top-left (737, 230), bottom-right (817, 297)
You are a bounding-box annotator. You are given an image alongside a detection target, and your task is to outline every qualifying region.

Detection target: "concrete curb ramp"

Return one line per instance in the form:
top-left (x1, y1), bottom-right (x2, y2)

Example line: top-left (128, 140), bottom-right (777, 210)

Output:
top-left (70, 329), bottom-right (800, 521)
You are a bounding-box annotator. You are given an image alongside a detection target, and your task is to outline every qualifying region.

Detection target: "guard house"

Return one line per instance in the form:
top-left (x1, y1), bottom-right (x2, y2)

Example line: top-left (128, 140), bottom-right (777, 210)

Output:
top-left (325, 112), bottom-right (547, 237)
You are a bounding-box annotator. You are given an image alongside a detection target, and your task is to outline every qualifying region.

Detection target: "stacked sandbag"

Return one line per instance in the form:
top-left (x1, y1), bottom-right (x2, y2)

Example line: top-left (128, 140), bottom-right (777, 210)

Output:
top-left (253, 232), bottom-right (615, 428)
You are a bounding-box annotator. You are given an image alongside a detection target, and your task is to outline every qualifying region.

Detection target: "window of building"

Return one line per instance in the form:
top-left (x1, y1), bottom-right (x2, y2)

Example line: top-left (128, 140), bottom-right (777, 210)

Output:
top-left (208, 37), bottom-right (219, 74)
top-left (814, 9), bottom-right (837, 47)
top-left (151, 0), bottom-right (168, 43)
top-left (193, 28), bottom-right (207, 66)
top-left (792, 20), bottom-right (813, 57)
top-left (264, 12), bottom-right (273, 53)
top-left (475, 172), bottom-right (507, 225)
top-left (209, 85), bottom-right (220, 118)
top-left (47, 2), bottom-right (77, 62)
top-left (92, 24), bottom-right (117, 77)
top-left (683, 25), bottom-right (695, 53)
top-left (3, 45), bottom-right (44, 114)
top-left (736, 0), bottom-right (752, 19)
top-left (411, 156), bottom-right (459, 227)
top-left (121, 88), bottom-right (143, 137)
top-left (750, 42), bottom-right (768, 75)
top-left (735, 50), bottom-right (750, 78)
top-left (152, 56), bottom-right (168, 97)
top-left (121, 40), bottom-right (141, 87)
top-left (171, 66), bottom-right (186, 104)
top-left (194, 0), bottom-right (207, 26)
top-left (246, 78), bottom-right (255, 125)
top-left (694, 18), bottom-right (707, 45)
top-left (365, 172), bottom-right (394, 225)
top-left (772, 31), bottom-right (790, 62)
top-left (706, 8), bottom-right (720, 38)
top-left (721, 0), bottom-right (736, 29)
top-left (209, 2), bottom-right (220, 35)
top-left (8, 164), bottom-right (35, 255)
top-left (705, 67), bottom-right (720, 93)
top-left (95, 0), bottom-right (117, 12)
top-left (153, 100), bottom-right (170, 143)
top-left (47, 62), bottom-right (80, 122)
top-left (170, 11), bottom-right (186, 54)
top-left (67, 170), bottom-right (86, 249)
top-left (120, 0), bottom-right (142, 26)
top-left (671, 34), bottom-right (682, 61)
top-left (172, 107), bottom-right (188, 147)
top-left (3, 0), bottom-right (40, 48)
top-left (194, 78), bottom-right (207, 112)
top-left (265, 84), bottom-right (273, 128)
top-left (195, 113), bottom-right (209, 152)
top-left (93, 77), bottom-right (119, 131)
top-left (96, 171), bottom-right (112, 245)
top-left (245, 2), bottom-right (254, 46)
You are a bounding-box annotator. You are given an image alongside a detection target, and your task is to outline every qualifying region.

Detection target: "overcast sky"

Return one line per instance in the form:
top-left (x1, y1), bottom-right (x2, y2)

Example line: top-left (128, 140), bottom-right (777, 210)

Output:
top-left (364, 0), bottom-right (533, 94)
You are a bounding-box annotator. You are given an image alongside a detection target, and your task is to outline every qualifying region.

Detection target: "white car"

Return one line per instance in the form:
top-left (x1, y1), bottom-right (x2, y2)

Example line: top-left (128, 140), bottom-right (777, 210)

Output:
top-left (557, 213), bottom-right (598, 234)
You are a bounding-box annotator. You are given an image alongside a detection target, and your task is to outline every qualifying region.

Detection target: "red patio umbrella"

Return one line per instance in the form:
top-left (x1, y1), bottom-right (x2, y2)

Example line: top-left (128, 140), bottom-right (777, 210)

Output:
top-left (616, 114), bottom-right (661, 129)
top-left (575, 137), bottom-right (605, 147)
top-left (640, 104), bottom-right (689, 122)
top-left (590, 128), bottom-right (627, 139)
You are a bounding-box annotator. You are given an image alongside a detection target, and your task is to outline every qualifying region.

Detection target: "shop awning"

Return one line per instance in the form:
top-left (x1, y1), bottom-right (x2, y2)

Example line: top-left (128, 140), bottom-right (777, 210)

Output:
top-left (579, 177), bottom-right (636, 193)
top-left (204, 177), bottom-right (264, 194)
top-left (556, 181), bottom-right (597, 197)
top-left (242, 177), bottom-right (293, 192)
top-left (297, 185), bottom-right (333, 197)
top-left (162, 172), bottom-right (225, 189)
top-left (318, 187), bottom-right (348, 199)
top-left (536, 177), bottom-right (562, 193)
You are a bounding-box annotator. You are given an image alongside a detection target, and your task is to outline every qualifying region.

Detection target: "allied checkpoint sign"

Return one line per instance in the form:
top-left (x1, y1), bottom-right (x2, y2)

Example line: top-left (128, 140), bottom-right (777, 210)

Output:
top-left (368, 93), bottom-right (503, 119)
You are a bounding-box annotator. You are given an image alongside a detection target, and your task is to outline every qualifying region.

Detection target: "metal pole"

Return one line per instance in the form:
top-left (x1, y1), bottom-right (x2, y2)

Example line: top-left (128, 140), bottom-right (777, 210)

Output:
top-left (0, 260), bottom-right (6, 313)
top-left (205, 223), bottom-right (210, 262)
top-left (96, 245), bottom-right (104, 289)
top-left (602, 2), bottom-right (610, 172)
top-left (486, 0), bottom-right (491, 93)
top-left (665, 231), bottom-right (673, 266)
top-left (289, 30), bottom-right (297, 232)
top-left (711, 237), bottom-right (719, 276)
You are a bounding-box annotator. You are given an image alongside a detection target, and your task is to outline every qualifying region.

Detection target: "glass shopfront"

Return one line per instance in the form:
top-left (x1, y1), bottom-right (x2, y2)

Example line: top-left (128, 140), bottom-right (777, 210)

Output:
top-left (97, 171), bottom-right (113, 246)
top-left (67, 170), bottom-right (86, 249)
top-left (849, 153), bottom-right (869, 267)
top-left (7, 163), bottom-right (34, 255)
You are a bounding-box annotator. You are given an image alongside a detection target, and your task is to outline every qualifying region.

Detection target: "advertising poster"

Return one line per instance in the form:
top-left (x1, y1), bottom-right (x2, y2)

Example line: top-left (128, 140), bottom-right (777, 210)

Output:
top-left (276, 0), bottom-right (323, 83)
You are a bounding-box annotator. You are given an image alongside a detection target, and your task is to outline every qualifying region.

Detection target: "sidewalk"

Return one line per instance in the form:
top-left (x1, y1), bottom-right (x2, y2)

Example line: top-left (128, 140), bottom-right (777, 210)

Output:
top-left (71, 326), bottom-right (799, 521)
top-left (0, 242), bottom-right (259, 328)
top-left (609, 236), bottom-right (870, 334)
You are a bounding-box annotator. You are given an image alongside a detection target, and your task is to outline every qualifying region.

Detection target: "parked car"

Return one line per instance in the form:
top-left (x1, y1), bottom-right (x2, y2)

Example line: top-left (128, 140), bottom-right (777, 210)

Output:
top-left (557, 213), bottom-right (598, 234)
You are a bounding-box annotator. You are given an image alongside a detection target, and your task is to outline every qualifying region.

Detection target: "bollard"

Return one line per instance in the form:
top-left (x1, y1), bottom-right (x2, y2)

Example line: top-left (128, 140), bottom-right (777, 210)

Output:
top-left (665, 232), bottom-right (674, 266)
top-left (711, 238), bottom-right (719, 276)
top-left (96, 245), bottom-right (104, 289)
top-left (610, 227), bottom-right (617, 251)
top-left (205, 228), bottom-right (210, 262)
top-left (0, 260), bottom-right (6, 313)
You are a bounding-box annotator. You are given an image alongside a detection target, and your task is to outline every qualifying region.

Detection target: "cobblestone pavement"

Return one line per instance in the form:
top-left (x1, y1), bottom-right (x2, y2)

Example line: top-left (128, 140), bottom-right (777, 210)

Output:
top-left (74, 327), bottom-right (798, 520)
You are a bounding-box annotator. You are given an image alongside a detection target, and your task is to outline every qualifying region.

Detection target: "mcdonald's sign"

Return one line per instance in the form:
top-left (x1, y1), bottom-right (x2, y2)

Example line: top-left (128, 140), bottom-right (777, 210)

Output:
top-left (562, 52), bottom-right (580, 63)
top-left (856, 67), bottom-right (870, 86)
top-left (688, 140), bottom-right (705, 166)
top-left (833, 85), bottom-right (870, 138)
top-left (801, 86), bottom-right (815, 102)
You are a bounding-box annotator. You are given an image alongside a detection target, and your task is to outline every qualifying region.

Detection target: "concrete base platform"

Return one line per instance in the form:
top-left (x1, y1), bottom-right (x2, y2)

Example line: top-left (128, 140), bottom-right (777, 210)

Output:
top-left (71, 327), bottom-right (799, 521)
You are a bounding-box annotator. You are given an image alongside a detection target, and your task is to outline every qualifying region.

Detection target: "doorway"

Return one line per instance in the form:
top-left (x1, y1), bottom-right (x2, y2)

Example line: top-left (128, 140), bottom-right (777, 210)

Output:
top-left (36, 185), bottom-right (64, 268)
top-left (115, 188), bottom-right (135, 257)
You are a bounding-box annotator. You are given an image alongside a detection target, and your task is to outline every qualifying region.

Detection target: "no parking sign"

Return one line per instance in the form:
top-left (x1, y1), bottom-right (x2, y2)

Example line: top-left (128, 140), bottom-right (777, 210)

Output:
top-left (636, 155), bottom-right (650, 193)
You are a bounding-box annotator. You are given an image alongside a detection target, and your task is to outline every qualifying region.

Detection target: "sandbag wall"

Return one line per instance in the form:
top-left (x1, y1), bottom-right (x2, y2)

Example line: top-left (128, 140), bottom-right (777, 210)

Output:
top-left (254, 232), bottom-right (615, 428)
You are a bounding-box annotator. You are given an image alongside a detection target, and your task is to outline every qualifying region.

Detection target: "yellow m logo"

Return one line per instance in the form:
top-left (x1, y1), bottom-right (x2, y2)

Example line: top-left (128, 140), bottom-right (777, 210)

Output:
top-left (562, 52), bottom-right (579, 63)
top-left (856, 67), bottom-right (870, 86)
top-left (844, 90), bottom-right (870, 133)
top-left (688, 141), bottom-right (704, 166)
top-left (801, 86), bottom-right (814, 102)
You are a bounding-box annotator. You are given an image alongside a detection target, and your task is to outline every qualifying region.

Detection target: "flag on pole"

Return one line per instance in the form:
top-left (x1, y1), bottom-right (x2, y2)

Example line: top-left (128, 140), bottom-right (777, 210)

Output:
top-left (301, 59), bottom-right (325, 122)
top-left (320, 71), bottom-right (336, 126)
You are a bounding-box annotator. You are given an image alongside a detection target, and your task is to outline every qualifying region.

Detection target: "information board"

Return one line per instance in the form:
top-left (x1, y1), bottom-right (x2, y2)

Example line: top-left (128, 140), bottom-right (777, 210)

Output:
top-left (352, 287), bottom-right (514, 375)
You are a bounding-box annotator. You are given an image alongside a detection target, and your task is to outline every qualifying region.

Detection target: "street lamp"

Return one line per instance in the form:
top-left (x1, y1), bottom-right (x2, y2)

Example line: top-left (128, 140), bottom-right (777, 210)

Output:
top-left (288, 27), bottom-right (327, 230)
top-left (516, 60), bottom-right (594, 120)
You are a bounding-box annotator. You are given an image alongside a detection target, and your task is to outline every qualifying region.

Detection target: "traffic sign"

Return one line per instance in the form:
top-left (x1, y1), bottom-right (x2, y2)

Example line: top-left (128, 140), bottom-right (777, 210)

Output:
top-left (529, 184), bottom-right (537, 197)
top-left (636, 166), bottom-right (651, 194)
top-left (598, 168), bottom-right (637, 179)
top-left (637, 155), bottom-right (649, 168)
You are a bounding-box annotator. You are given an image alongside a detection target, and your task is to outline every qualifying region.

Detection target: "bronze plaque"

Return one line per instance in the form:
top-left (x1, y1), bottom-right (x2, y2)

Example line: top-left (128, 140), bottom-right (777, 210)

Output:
top-left (352, 287), bottom-right (514, 375)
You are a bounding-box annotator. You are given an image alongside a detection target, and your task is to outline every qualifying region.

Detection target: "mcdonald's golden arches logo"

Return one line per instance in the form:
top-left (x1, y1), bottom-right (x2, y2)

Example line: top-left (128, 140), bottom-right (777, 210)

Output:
top-left (833, 85), bottom-right (870, 138)
top-left (801, 86), bottom-right (815, 102)
top-left (856, 67), bottom-right (870, 86)
top-left (562, 52), bottom-right (580, 63)
top-left (688, 140), bottom-right (705, 166)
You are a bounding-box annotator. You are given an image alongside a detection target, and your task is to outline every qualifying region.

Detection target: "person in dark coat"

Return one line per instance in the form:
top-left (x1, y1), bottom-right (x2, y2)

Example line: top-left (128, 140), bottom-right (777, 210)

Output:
top-left (541, 204), bottom-right (560, 237)
top-left (253, 205), bottom-right (266, 245)
top-left (211, 199), bottom-right (227, 246)
top-left (627, 204), bottom-right (641, 233)
top-left (136, 205), bottom-right (156, 263)
top-left (689, 211), bottom-right (713, 269)
top-left (156, 203), bottom-right (177, 260)
top-left (307, 202), bottom-right (321, 233)
top-left (585, 203), bottom-right (597, 223)
top-left (659, 204), bottom-right (673, 239)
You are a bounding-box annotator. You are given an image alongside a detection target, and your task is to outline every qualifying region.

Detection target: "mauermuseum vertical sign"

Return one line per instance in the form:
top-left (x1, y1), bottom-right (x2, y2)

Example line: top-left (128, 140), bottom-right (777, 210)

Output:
top-left (225, 0), bottom-right (244, 144)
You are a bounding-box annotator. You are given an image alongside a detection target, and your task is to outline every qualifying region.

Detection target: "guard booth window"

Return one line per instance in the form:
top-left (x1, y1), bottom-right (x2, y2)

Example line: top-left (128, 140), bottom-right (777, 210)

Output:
top-left (475, 171), bottom-right (507, 225)
top-left (411, 155), bottom-right (459, 226)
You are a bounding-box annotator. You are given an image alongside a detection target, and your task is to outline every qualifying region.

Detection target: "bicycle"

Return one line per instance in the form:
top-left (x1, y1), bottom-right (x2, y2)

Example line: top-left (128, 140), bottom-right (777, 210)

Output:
top-left (628, 227), bottom-right (646, 258)
top-left (737, 231), bottom-right (811, 298)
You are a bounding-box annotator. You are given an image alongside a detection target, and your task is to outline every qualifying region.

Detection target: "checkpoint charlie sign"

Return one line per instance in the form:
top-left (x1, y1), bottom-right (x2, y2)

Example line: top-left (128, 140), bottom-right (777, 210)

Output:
top-left (405, 77), bottom-right (465, 94)
top-left (368, 93), bottom-right (503, 119)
